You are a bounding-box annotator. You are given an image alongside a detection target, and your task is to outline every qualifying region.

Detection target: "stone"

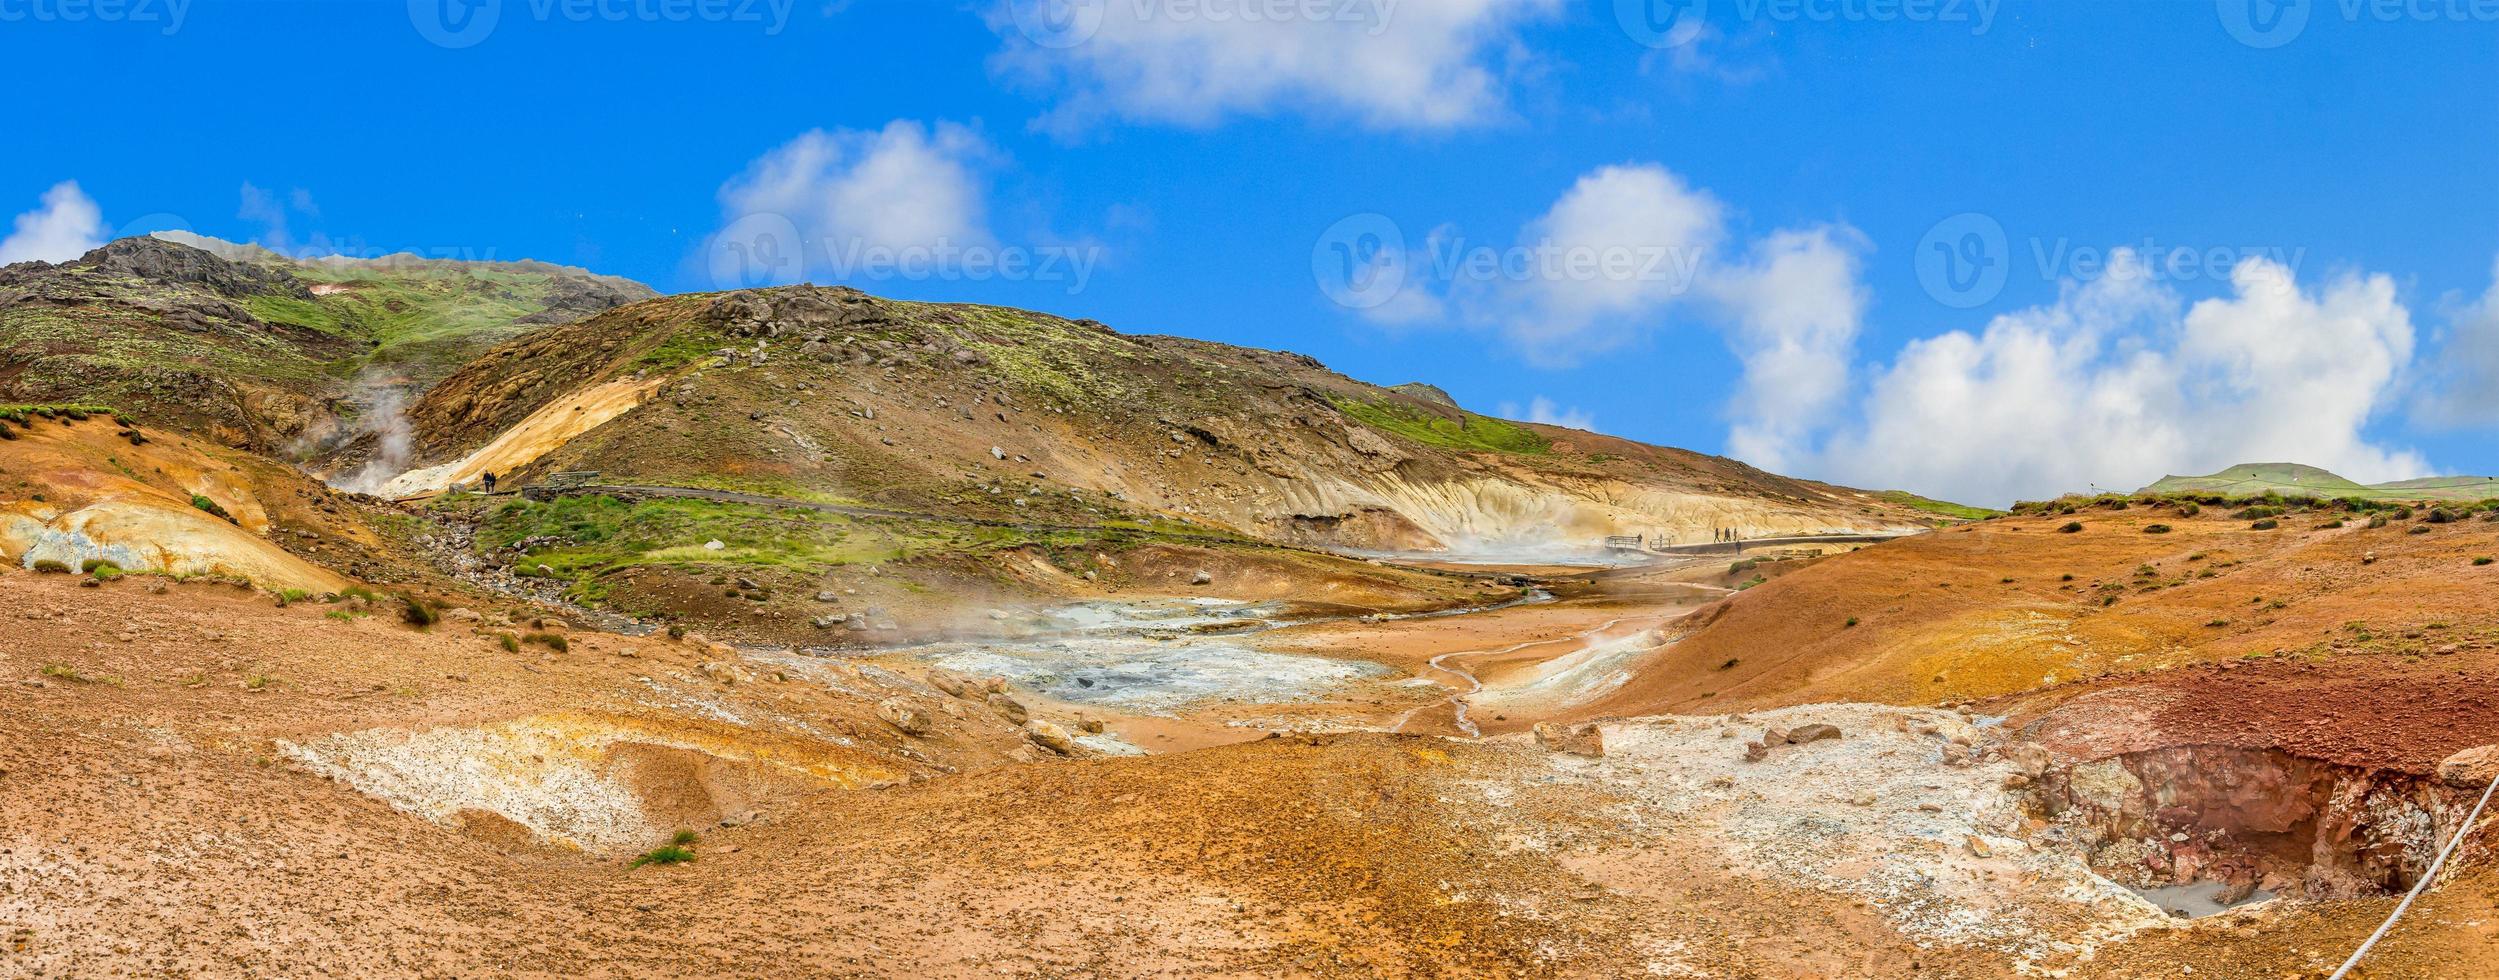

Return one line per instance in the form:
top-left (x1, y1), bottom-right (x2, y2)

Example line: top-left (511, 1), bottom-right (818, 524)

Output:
top-left (925, 669), bottom-right (972, 698)
top-left (1026, 720), bottom-right (1078, 755)
top-left (1531, 721), bottom-right (1605, 758)
top-left (703, 539), bottom-right (726, 551)
top-left (1076, 716), bottom-right (1106, 734)
top-left (1190, 570), bottom-right (1213, 585)
top-left (815, 591), bottom-right (839, 602)
top-left (1743, 740), bottom-right (1770, 762)
top-left (876, 697), bottom-right (933, 736)
top-left (442, 607), bottom-right (481, 622)
top-left (699, 661), bottom-right (754, 685)
top-left (2002, 742), bottom-right (2053, 777)
top-left (1785, 723), bottom-right (1842, 745)
top-left (988, 693), bottom-right (1030, 726)
top-left (2438, 744), bottom-right (2499, 789)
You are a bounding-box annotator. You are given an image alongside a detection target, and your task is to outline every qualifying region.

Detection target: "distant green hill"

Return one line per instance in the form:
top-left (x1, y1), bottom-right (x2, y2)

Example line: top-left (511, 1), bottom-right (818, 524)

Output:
top-left (2142, 463), bottom-right (2499, 502)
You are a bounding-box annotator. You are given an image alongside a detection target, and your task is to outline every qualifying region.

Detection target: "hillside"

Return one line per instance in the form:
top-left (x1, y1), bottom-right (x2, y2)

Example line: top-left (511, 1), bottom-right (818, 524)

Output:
top-left (387, 285), bottom-right (1938, 549)
top-left (0, 235), bottom-right (653, 453)
top-left (2144, 462), bottom-right (2499, 502)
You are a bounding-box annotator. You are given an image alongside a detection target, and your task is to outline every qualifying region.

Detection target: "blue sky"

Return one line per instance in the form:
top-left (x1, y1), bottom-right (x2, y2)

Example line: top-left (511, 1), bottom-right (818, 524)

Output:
top-left (5, 0), bottom-right (2499, 505)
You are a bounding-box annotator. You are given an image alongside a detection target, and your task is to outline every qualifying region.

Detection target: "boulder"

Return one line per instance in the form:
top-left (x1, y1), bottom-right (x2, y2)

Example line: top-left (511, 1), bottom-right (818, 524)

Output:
top-left (1190, 570), bottom-right (1213, 585)
top-left (988, 693), bottom-right (1030, 726)
top-left (2438, 744), bottom-right (2499, 789)
top-left (926, 669), bottom-right (972, 698)
top-left (1026, 720), bottom-right (1078, 755)
top-left (1742, 740), bottom-right (1770, 763)
top-left (1532, 721), bottom-right (1605, 758)
top-left (876, 698), bottom-right (933, 736)
top-left (1785, 723), bottom-right (1842, 745)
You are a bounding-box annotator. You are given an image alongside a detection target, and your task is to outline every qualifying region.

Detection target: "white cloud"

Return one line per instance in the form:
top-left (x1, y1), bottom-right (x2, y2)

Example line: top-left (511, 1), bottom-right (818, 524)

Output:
top-left (1499, 395), bottom-right (1593, 431)
top-left (1709, 225), bottom-right (1867, 473)
top-left (990, 0), bottom-right (1558, 133)
top-left (2417, 256), bottom-right (2499, 427)
top-left (238, 182), bottom-right (322, 254)
top-left (1795, 251), bottom-right (2426, 506)
top-left (0, 181), bottom-right (107, 264)
top-left (718, 121), bottom-right (995, 264)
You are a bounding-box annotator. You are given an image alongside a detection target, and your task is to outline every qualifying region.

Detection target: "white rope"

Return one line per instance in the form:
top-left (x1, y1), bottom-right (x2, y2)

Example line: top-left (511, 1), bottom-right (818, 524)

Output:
top-left (2326, 768), bottom-right (2499, 979)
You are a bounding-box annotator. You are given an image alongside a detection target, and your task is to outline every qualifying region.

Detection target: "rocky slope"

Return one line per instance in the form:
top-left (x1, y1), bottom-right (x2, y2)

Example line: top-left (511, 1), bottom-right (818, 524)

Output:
top-left (391, 285), bottom-right (1936, 552)
top-left (0, 235), bottom-right (652, 453)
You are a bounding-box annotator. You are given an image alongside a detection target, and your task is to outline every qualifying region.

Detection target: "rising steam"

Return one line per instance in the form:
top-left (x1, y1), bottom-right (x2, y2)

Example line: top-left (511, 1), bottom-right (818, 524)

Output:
top-left (330, 372), bottom-right (415, 494)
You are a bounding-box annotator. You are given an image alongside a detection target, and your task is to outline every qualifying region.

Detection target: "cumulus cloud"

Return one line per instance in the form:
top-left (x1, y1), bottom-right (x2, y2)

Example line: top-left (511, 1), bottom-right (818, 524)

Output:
top-left (2416, 256), bottom-right (2499, 427)
top-left (1791, 251), bottom-right (2426, 506)
top-left (1498, 395), bottom-right (1594, 431)
top-left (720, 120), bottom-right (995, 257)
top-left (238, 182), bottom-right (324, 255)
top-left (990, 0), bottom-right (1558, 133)
top-left (0, 181), bottom-right (107, 264)
top-left (1709, 226), bottom-right (1867, 474)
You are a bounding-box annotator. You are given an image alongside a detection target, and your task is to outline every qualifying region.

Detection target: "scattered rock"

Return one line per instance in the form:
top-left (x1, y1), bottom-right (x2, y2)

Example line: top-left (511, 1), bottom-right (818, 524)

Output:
top-left (1742, 740), bottom-right (1770, 762)
top-left (1190, 570), bottom-right (1213, 586)
top-left (2438, 744), bottom-right (2499, 789)
top-left (703, 540), bottom-right (726, 551)
top-left (988, 693), bottom-right (1030, 725)
top-left (1532, 721), bottom-right (1605, 758)
top-left (442, 608), bottom-right (481, 622)
top-left (1785, 723), bottom-right (1842, 745)
top-left (1026, 720), bottom-right (1077, 755)
top-left (876, 697), bottom-right (933, 736)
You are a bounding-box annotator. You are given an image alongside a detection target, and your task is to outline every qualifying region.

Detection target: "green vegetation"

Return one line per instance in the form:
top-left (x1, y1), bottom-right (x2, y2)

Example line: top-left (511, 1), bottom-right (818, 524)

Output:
top-left (631, 845), bottom-right (696, 868)
top-left (2143, 524), bottom-right (2172, 534)
top-left (274, 588), bottom-right (312, 606)
top-left (1331, 397), bottom-right (1551, 455)
top-left (2143, 462), bottom-right (2499, 503)
top-left (2250, 519), bottom-right (2281, 531)
top-left (497, 632), bottom-right (522, 653)
top-left (190, 493), bottom-right (236, 523)
top-left (1874, 490), bottom-right (2003, 521)
top-left (41, 664), bottom-right (122, 686)
top-left (2477, 557), bottom-right (2495, 567)
top-left (30, 558), bottom-right (70, 574)
top-left (398, 594), bottom-right (439, 629)
top-left (671, 829), bottom-right (700, 846)
top-left (0, 403), bottom-right (115, 425)
top-left (522, 631), bottom-right (569, 653)
top-left (2057, 522), bottom-right (2084, 534)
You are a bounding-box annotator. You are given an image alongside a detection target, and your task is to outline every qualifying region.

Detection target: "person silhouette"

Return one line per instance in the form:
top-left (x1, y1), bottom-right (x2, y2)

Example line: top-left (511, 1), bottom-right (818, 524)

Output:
top-left (482, 471), bottom-right (498, 494)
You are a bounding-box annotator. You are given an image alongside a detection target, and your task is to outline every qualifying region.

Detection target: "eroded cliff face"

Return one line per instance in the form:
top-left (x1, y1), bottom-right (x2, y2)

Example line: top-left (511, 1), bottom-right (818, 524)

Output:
top-left (2031, 746), bottom-right (2468, 903)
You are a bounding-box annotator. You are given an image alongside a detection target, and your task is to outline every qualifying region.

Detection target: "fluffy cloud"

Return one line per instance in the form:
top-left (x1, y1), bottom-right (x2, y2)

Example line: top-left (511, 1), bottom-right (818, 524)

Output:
top-left (1793, 252), bottom-right (2426, 506)
top-left (703, 121), bottom-right (998, 289)
top-left (1498, 395), bottom-right (1593, 431)
top-left (990, 0), bottom-right (1558, 132)
top-left (717, 120), bottom-right (995, 268)
top-left (0, 181), bottom-right (106, 264)
top-left (1709, 226), bottom-right (1867, 474)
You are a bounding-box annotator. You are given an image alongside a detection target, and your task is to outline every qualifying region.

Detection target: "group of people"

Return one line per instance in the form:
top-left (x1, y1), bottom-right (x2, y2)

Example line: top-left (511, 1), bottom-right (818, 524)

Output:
top-left (1711, 527), bottom-right (1743, 543)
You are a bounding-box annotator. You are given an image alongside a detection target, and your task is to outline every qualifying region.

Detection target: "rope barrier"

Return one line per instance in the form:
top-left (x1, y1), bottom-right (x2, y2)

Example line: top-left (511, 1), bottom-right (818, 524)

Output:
top-left (2326, 767), bottom-right (2499, 979)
